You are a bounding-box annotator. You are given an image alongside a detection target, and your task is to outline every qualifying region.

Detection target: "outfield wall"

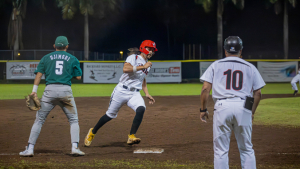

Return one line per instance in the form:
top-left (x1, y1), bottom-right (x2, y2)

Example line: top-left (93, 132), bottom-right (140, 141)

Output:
top-left (0, 60), bottom-right (299, 83)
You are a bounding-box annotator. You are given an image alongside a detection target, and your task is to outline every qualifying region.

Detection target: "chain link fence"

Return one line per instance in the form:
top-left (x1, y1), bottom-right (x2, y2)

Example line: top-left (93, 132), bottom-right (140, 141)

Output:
top-left (0, 50), bottom-right (122, 61)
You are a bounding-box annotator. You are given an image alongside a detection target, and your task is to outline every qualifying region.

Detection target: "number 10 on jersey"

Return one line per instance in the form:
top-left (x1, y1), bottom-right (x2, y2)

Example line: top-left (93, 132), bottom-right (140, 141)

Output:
top-left (224, 69), bottom-right (243, 90)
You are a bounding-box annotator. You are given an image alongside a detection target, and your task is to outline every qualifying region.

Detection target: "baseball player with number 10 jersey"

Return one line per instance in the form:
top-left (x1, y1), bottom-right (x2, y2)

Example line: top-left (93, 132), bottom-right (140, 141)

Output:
top-left (84, 40), bottom-right (157, 146)
top-left (200, 36), bottom-right (266, 169)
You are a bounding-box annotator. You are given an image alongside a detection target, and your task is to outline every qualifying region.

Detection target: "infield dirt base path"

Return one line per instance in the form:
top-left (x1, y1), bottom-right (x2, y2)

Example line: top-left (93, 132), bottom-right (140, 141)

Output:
top-left (0, 94), bottom-right (299, 167)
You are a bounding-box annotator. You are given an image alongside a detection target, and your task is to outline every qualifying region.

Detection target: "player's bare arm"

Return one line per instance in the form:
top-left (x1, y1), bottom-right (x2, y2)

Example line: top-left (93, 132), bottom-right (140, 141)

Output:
top-left (142, 78), bottom-right (155, 104)
top-left (30, 72), bottom-right (43, 97)
top-left (252, 89), bottom-right (262, 121)
top-left (123, 62), bottom-right (152, 73)
top-left (200, 81), bottom-right (212, 123)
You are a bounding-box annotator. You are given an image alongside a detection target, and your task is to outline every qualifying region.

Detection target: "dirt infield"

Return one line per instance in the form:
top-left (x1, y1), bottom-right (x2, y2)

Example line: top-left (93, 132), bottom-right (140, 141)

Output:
top-left (0, 94), bottom-right (299, 167)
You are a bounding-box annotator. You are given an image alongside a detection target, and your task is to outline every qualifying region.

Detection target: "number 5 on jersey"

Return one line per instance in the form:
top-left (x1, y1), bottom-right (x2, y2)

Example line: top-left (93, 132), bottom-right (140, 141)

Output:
top-left (224, 69), bottom-right (243, 90)
top-left (56, 61), bottom-right (64, 75)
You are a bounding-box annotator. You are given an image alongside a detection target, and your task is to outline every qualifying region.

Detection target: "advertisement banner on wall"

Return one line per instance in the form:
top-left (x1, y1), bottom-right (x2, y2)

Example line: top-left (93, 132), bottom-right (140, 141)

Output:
top-left (83, 62), bottom-right (123, 83)
top-left (146, 62), bottom-right (181, 83)
top-left (257, 61), bottom-right (298, 82)
top-left (199, 62), bottom-right (213, 77)
top-left (83, 62), bottom-right (182, 83)
top-left (6, 62), bottom-right (45, 79)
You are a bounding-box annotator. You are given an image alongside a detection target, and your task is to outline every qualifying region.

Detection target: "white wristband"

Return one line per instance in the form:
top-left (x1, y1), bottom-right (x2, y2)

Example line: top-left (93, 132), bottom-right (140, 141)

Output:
top-left (32, 85), bottom-right (38, 93)
top-left (133, 66), bottom-right (137, 73)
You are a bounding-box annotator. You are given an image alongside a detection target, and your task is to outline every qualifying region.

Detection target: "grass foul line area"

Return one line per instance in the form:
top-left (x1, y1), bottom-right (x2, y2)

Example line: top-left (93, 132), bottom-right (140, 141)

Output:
top-left (0, 83), bottom-right (295, 100)
top-left (254, 97), bottom-right (300, 127)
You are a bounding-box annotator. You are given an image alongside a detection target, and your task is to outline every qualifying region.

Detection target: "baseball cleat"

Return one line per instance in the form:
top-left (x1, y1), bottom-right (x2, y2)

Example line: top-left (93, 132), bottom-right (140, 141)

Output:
top-left (127, 134), bottom-right (141, 145)
top-left (19, 146), bottom-right (34, 157)
top-left (71, 147), bottom-right (85, 156)
top-left (293, 90), bottom-right (298, 96)
top-left (84, 128), bottom-right (95, 147)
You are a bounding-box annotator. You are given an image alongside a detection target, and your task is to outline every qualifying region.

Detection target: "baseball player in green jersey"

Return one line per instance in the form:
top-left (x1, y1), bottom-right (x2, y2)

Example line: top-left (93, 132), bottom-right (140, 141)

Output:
top-left (19, 36), bottom-right (85, 157)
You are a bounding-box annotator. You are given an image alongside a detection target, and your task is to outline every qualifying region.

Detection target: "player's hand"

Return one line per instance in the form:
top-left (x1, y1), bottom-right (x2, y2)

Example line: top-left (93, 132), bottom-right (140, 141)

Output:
top-left (252, 114), bottom-right (254, 121)
top-left (146, 95), bottom-right (155, 104)
top-left (144, 62), bottom-right (152, 69)
top-left (200, 111), bottom-right (209, 123)
top-left (30, 92), bottom-right (37, 97)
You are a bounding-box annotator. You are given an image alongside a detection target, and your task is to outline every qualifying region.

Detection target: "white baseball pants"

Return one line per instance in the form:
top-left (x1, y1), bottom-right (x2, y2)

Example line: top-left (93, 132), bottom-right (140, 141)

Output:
top-left (291, 74), bottom-right (300, 91)
top-left (213, 97), bottom-right (256, 169)
top-left (106, 83), bottom-right (146, 118)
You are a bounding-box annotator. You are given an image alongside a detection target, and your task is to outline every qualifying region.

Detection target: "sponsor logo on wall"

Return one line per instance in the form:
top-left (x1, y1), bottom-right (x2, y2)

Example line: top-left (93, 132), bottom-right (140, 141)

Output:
top-left (6, 62), bottom-right (44, 80)
top-left (257, 61), bottom-right (298, 82)
top-left (83, 62), bottom-right (182, 83)
top-left (146, 62), bottom-right (181, 83)
top-left (83, 63), bottom-right (123, 83)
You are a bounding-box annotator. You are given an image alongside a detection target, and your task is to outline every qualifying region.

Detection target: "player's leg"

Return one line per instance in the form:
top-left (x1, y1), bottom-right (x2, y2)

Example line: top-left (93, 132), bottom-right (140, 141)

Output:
top-left (213, 100), bottom-right (233, 169)
top-left (20, 92), bottom-right (55, 156)
top-left (93, 88), bottom-right (129, 133)
top-left (291, 74), bottom-right (299, 96)
top-left (233, 104), bottom-right (256, 169)
top-left (84, 86), bottom-right (129, 146)
top-left (59, 90), bottom-right (85, 156)
top-left (127, 92), bottom-right (146, 145)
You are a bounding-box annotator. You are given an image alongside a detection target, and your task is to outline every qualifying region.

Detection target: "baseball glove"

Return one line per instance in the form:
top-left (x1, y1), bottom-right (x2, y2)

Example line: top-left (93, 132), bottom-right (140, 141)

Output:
top-left (25, 95), bottom-right (41, 111)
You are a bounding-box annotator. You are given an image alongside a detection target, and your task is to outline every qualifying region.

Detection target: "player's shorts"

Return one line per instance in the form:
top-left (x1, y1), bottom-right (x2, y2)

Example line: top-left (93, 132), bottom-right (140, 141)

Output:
top-left (106, 83), bottom-right (146, 118)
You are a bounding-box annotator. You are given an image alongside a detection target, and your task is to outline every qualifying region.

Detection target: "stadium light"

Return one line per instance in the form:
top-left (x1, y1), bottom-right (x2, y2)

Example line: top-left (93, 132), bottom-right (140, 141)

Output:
top-left (120, 51), bottom-right (123, 59)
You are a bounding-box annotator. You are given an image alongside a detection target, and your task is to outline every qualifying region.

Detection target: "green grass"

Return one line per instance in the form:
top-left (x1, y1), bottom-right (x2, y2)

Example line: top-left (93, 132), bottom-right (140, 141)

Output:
top-left (259, 83), bottom-right (294, 94)
top-left (0, 159), bottom-right (298, 169)
top-left (0, 84), bottom-right (204, 100)
top-left (0, 83), bottom-right (295, 100)
top-left (254, 97), bottom-right (300, 127)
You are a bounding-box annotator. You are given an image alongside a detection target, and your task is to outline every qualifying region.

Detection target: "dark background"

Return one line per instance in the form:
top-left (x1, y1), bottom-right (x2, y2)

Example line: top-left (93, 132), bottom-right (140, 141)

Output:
top-left (0, 0), bottom-right (300, 60)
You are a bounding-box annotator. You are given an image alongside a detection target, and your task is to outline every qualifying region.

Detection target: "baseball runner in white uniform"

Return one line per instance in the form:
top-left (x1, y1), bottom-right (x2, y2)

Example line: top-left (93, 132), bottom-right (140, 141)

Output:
top-left (291, 68), bottom-right (300, 96)
top-left (199, 36), bottom-right (266, 169)
top-left (84, 40), bottom-right (157, 146)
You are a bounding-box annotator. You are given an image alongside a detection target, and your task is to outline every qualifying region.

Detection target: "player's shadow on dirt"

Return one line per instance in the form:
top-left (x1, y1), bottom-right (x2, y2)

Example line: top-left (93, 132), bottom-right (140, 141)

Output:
top-left (35, 149), bottom-right (64, 154)
top-left (96, 142), bottom-right (128, 148)
top-left (95, 142), bottom-right (136, 151)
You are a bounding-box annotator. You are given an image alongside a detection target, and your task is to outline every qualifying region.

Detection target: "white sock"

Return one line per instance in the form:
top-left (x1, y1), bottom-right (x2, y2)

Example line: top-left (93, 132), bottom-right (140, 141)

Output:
top-left (72, 142), bottom-right (78, 148)
top-left (28, 143), bottom-right (34, 150)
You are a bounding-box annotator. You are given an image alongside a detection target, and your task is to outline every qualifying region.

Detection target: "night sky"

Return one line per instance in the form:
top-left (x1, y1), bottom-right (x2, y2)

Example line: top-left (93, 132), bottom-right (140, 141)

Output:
top-left (0, 0), bottom-right (300, 60)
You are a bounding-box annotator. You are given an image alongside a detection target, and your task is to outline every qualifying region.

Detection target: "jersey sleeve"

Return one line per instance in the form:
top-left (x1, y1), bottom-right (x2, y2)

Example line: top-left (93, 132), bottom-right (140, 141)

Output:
top-left (200, 63), bottom-right (214, 83)
top-left (34, 57), bottom-right (45, 74)
top-left (252, 67), bottom-right (266, 90)
top-left (125, 55), bottom-right (136, 66)
top-left (72, 58), bottom-right (82, 77)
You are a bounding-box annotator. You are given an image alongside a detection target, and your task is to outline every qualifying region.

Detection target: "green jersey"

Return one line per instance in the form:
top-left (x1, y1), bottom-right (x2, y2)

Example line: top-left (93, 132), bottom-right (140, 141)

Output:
top-left (34, 51), bottom-right (82, 86)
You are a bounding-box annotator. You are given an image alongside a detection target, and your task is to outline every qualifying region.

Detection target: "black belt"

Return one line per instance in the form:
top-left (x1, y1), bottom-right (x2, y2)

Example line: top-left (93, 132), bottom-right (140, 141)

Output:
top-left (47, 83), bottom-right (71, 86)
top-left (123, 85), bottom-right (140, 92)
top-left (218, 97), bottom-right (245, 100)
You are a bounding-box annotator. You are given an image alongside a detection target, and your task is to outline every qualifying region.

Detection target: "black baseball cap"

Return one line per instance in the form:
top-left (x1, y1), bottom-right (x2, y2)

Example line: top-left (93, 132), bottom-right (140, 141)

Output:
top-left (224, 36), bottom-right (243, 53)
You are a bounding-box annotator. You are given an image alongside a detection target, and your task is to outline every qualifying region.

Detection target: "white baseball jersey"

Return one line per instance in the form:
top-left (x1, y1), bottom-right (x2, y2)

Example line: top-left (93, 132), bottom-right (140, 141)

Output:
top-left (105, 54), bottom-right (150, 118)
top-left (201, 56), bottom-right (265, 169)
top-left (119, 54), bottom-right (150, 89)
top-left (200, 57), bottom-right (266, 100)
top-left (291, 70), bottom-right (300, 90)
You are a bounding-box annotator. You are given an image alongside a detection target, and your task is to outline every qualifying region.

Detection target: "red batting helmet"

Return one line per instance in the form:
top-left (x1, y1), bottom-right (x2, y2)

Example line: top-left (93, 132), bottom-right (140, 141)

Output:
top-left (139, 40), bottom-right (158, 55)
